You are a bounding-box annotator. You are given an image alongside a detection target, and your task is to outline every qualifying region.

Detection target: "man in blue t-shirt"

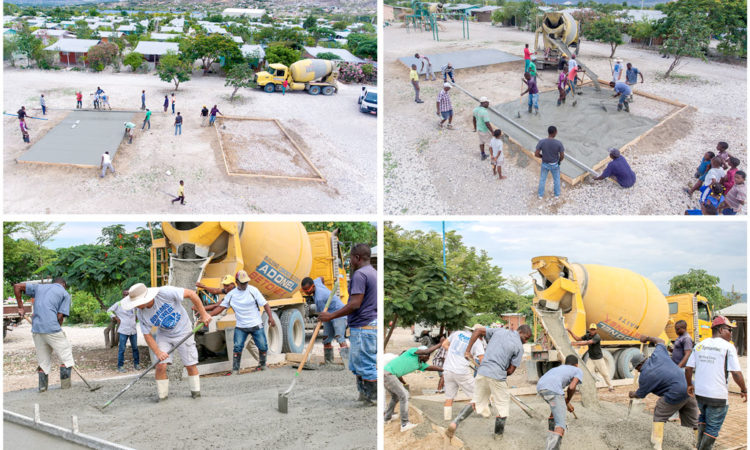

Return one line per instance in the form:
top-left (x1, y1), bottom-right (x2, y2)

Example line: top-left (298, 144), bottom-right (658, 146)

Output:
top-left (630, 335), bottom-right (698, 450)
top-left (319, 244), bottom-right (377, 404)
top-left (609, 81), bottom-right (632, 112)
top-left (594, 148), bottom-right (636, 188)
top-left (537, 354), bottom-right (583, 450)
top-left (14, 278), bottom-right (75, 392)
top-left (301, 276), bottom-right (348, 368)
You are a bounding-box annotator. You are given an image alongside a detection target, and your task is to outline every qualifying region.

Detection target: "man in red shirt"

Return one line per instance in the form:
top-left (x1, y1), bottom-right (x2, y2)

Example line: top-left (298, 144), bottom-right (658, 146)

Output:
top-left (524, 44), bottom-right (534, 73)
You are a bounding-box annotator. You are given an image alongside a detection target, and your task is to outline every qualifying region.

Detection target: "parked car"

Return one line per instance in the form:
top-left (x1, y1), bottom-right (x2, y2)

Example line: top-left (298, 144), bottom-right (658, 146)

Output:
top-left (358, 86), bottom-right (377, 115)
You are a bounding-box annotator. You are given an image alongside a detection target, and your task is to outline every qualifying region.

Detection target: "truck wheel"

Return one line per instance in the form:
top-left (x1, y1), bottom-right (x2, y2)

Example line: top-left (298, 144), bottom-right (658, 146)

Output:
top-left (264, 84), bottom-right (275, 93)
top-left (616, 347), bottom-right (643, 379)
top-left (280, 309), bottom-right (305, 354)
top-left (308, 85), bottom-right (321, 95)
top-left (262, 310), bottom-right (283, 354)
top-left (322, 86), bottom-right (335, 96)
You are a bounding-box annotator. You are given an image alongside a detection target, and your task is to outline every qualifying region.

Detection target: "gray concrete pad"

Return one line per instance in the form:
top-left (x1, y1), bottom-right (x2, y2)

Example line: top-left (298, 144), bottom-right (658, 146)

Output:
top-left (488, 85), bottom-right (657, 179)
top-left (399, 49), bottom-right (521, 74)
top-left (4, 421), bottom-right (87, 449)
top-left (18, 110), bottom-right (136, 167)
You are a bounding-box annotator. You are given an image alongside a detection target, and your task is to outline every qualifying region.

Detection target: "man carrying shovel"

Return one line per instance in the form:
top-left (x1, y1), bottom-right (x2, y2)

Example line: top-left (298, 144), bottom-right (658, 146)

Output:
top-left (121, 283), bottom-right (211, 401)
top-left (537, 354), bottom-right (583, 450)
top-left (14, 278), bottom-right (75, 392)
top-left (301, 276), bottom-right (348, 369)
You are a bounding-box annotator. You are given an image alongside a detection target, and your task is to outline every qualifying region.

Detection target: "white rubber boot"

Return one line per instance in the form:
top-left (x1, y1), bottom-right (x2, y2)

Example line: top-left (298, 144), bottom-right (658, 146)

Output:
top-left (188, 375), bottom-right (200, 398)
top-left (156, 379), bottom-right (169, 402)
top-left (444, 406), bottom-right (452, 421)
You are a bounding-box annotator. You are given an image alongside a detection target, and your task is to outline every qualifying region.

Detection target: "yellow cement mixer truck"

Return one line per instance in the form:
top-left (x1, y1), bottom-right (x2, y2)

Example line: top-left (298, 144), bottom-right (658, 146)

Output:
top-left (529, 256), bottom-right (713, 381)
top-left (149, 222), bottom-right (348, 370)
top-left (255, 59), bottom-right (339, 96)
top-left (534, 11), bottom-right (579, 70)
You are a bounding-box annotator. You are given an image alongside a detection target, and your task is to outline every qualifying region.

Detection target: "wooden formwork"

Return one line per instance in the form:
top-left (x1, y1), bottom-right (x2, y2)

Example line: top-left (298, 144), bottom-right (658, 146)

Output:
top-left (213, 115), bottom-right (326, 183)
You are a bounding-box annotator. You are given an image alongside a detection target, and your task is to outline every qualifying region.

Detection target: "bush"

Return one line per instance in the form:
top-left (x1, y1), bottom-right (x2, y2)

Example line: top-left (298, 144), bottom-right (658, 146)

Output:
top-left (316, 52), bottom-right (342, 60)
top-left (469, 313), bottom-right (503, 326)
top-left (68, 290), bottom-right (100, 324)
top-left (123, 51), bottom-right (143, 71)
top-left (264, 45), bottom-right (301, 66)
top-left (338, 62), bottom-right (376, 84)
top-left (93, 310), bottom-right (111, 326)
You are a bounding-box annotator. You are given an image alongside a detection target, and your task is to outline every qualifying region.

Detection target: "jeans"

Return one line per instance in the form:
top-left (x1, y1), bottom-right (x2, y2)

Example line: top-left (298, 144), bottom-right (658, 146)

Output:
top-left (41, 105), bottom-right (46, 115)
top-left (349, 320), bottom-right (377, 380)
top-left (117, 333), bottom-right (139, 368)
top-left (175, 124), bottom-right (181, 135)
top-left (384, 372), bottom-right (409, 425)
top-left (539, 390), bottom-right (567, 430)
top-left (722, 208), bottom-right (737, 215)
top-left (142, 119), bottom-right (150, 130)
top-left (141, 99), bottom-right (146, 109)
top-left (528, 93), bottom-right (539, 109)
top-left (698, 399), bottom-right (729, 438)
top-left (619, 95), bottom-right (628, 105)
top-left (171, 103), bottom-right (175, 114)
top-left (101, 162), bottom-right (115, 178)
top-left (443, 70), bottom-right (454, 83)
top-left (232, 326), bottom-right (268, 354)
top-left (322, 317), bottom-right (347, 345)
top-left (209, 115), bottom-right (217, 125)
top-left (76, 100), bottom-right (82, 108)
top-left (539, 162), bottom-right (561, 197)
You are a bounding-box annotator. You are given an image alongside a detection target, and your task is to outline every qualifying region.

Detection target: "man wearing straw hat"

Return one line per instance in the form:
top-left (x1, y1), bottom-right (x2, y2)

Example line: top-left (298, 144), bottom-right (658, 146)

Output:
top-left (121, 283), bottom-right (211, 401)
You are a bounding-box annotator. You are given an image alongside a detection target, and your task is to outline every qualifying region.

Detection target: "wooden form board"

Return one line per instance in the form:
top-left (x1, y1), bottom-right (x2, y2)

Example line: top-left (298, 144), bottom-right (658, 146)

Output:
top-left (214, 116), bottom-right (326, 183)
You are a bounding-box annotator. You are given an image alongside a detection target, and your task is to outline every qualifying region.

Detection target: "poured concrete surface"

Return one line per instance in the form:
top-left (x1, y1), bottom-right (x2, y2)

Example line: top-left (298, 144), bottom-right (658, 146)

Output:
top-left (399, 49), bottom-right (521, 74)
top-left (4, 421), bottom-right (87, 449)
top-left (18, 110), bottom-right (136, 167)
top-left (3, 366), bottom-right (375, 449)
top-left (489, 85), bottom-right (658, 179)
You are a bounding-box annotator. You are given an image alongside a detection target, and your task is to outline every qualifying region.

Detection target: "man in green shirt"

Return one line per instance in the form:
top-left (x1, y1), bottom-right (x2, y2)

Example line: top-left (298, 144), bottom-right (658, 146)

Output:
top-left (141, 109), bottom-right (151, 130)
top-left (385, 344), bottom-right (443, 432)
top-left (472, 97), bottom-right (494, 160)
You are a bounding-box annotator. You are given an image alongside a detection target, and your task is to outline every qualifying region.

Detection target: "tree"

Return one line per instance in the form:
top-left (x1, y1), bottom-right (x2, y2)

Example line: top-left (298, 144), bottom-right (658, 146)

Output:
top-left (20, 222), bottom-right (64, 266)
top-left (123, 51), bottom-right (143, 71)
top-left (669, 269), bottom-right (729, 312)
top-left (316, 52), bottom-right (342, 60)
top-left (225, 61), bottom-right (256, 100)
top-left (264, 45), bottom-right (301, 66)
top-left (332, 21), bottom-right (348, 31)
top-left (3, 222), bottom-right (55, 285)
top-left (347, 33), bottom-right (376, 60)
top-left (661, 12), bottom-right (710, 78)
top-left (14, 25), bottom-right (44, 68)
top-left (303, 15), bottom-right (318, 29)
top-left (180, 34), bottom-right (241, 74)
top-left (662, 0), bottom-right (746, 58)
top-left (507, 275), bottom-right (532, 295)
top-left (4, 37), bottom-right (18, 66)
top-left (73, 19), bottom-right (94, 39)
top-left (303, 222), bottom-right (377, 250)
top-left (585, 16), bottom-right (624, 58)
top-left (86, 42), bottom-right (119, 71)
top-left (629, 19), bottom-right (657, 47)
top-left (261, 13), bottom-right (273, 24)
top-left (156, 51), bottom-right (192, 90)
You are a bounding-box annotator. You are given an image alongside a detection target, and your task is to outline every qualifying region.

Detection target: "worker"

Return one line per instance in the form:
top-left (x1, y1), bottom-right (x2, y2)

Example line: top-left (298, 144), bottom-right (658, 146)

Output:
top-left (415, 52), bottom-right (435, 81)
top-left (172, 180), bottom-right (185, 205)
top-left (107, 299), bottom-right (140, 372)
top-left (195, 275), bottom-right (236, 312)
top-left (436, 83), bottom-right (454, 129)
top-left (319, 244), bottom-right (377, 404)
top-left (142, 108), bottom-right (151, 130)
top-left (557, 64), bottom-right (568, 106)
top-left (446, 324), bottom-right (532, 440)
top-left (441, 62), bottom-right (455, 83)
top-left (174, 112), bottom-right (182, 136)
top-left (472, 96), bottom-right (494, 161)
top-left (593, 148), bottom-right (636, 188)
top-left (630, 335), bottom-right (699, 450)
top-left (409, 64), bottom-right (423, 104)
top-left (17, 106), bottom-right (28, 125)
top-left (100, 151), bottom-right (115, 178)
top-left (14, 278), bottom-right (75, 392)
top-left (521, 72), bottom-right (539, 115)
top-left (123, 283), bottom-right (211, 401)
top-left (558, 53), bottom-right (568, 71)
top-left (21, 120), bottom-right (30, 143)
top-left (567, 324), bottom-right (614, 391)
top-left (209, 104), bottom-right (222, 126)
top-left (102, 93), bottom-right (112, 110)
top-left (625, 63), bottom-right (644, 86)
top-left (301, 276), bottom-right (349, 368)
top-left (76, 91), bottom-right (83, 109)
top-left (565, 64), bottom-right (579, 96)
top-left (528, 55), bottom-right (539, 79)
top-left (535, 125), bottom-right (565, 199)
top-left (171, 93), bottom-right (176, 114)
top-left (163, 95), bottom-right (169, 113)
top-left (609, 80), bottom-right (632, 112)
top-left (686, 316), bottom-right (747, 450)
top-left (200, 106), bottom-right (209, 126)
top-left (124, 121), bottom-right (136, 144)
top-left (141, 90), bottom-right (146, 110)
top-left (567, 54), bottom-right (578, 72)
top-left (40, 94), bottom-right (47, 115)
top-left (442, 324), bottom-right (485, 421)
top-left (523, 43), bottom-right (534, 73)
top-left (207, 270), bottom-right (275, 374)
top-left (670, 320), bottom-right (693, 368)
top-left (537, 354), bottom-right (583, 450)
top-left (612, 58), bottom-right (623, 82)
top-left (384, 343), bottom-right (444, 432)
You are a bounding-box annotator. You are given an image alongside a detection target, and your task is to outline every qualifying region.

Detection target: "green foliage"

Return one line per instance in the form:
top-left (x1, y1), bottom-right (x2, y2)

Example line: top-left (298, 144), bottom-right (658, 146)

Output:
top-left (316, 51), bottom-right (342, 60)
top-left (86, 42), bottom-right (119, 72)
top-left (15, 24), bottom-right (44, 68)
top-left (347, 33), bottom-right (377, 60)
top-left (225, 61), bottom-right (257, 100)
top-left (661, 11), bottom-right (710, 77)
top-left (507, 275), bottom-right (531, 295)
top-left (264, 45), bottom-right (301, 66)
top-left (74, 20), bottom-right (94, 40)
top-left (4, 223), bottom-right (57, 285)
top-left (88, 7), bottom-right (99, 17)
top-left (68, 290), bottom-right (100, 324)
top-left (155, 51), bottom-right (192, 90)
top-left (469, 313), bottom-right (502, 326)
top-left (180, 33), bottom-right (242, 73)
top-left (94, 310), bottom-right (112, 326)
top-left (20, 222), bottom-right (64, 265)
top-left (332, 21), bottom-right (348, 31)
top-left (124, 52), bottom-right (143, 71)
top-left (253, 27), bottom-right (306, 49)
top-left (669, 269), bottom-right (729, 312)
top-left (3, 3), bottom-right (20, 15)
top-left (628, 19), bottom-right (657, 43)
top-left (261, 13), bottom-right (274, 24)
top-left (303, 222), bottom-right (377, 251)
top-left (303, 15), bottom-right (318, 29)
top-left (585, 16), bottom-right (624, 58)
top-left (662, 0), bottom-right (746, 58)
top-left (4, 37), bottom-right (18, 66)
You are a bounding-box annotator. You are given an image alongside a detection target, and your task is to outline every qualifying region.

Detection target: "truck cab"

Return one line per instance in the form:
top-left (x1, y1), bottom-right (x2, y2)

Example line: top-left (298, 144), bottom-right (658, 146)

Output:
top-left (665, 293), bottom-right (712, 343)
top-left (255, 63), bottom-right (290, 93)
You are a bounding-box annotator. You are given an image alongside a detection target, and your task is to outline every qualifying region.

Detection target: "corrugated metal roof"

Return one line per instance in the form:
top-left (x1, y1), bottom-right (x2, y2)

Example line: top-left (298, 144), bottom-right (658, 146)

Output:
top-left (133, 41), bottom-right (179, 56)
top-left (44, 38), bottom-right (100, 53)
top-left (718, 303), bottom-right (747, 317)
top-left (303, 46), bottom-right (364, 63)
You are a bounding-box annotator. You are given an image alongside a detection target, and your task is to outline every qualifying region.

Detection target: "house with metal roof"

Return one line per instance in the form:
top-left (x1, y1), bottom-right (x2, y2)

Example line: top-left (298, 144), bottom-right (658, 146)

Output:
top-left (303, 46), bottom-right (364, 63)
top-left (223, 8), bottom-right (266, 19)
top-left (150, 32), bottom-right (182, 41)
top-left (44, 38), bottom-right (101, 66)
top-left (471, 5), bottom-right (501, 22)
top-left (133, 41), bottom-right (180, 63)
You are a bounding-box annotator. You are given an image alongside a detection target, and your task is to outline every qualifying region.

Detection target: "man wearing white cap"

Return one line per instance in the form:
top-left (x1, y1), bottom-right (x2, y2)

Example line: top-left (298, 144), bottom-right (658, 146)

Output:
top-left (121, 283), bottom-right (211, 401)
top-left (612, 58), bottom-right (623, 83)
top-left (436, 83), bottom-right (454, 129)
top-left (442, 324), bottom-right (485, 421)
top-left (207, 270), bottom-right (276, 374)
top-left (473, 97), bottom-right (494, 160)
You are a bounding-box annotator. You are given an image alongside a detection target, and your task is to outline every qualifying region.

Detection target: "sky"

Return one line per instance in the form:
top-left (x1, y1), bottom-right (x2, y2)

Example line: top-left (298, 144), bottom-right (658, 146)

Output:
top-left (14, 222), bottom-right (145, 249)
top-left (393, 220), bottom-right (747, 294)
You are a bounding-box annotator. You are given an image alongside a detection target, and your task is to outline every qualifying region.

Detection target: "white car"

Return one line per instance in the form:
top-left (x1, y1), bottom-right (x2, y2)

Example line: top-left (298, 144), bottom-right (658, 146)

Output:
top-left (358, 86), bottom-right (377, 115)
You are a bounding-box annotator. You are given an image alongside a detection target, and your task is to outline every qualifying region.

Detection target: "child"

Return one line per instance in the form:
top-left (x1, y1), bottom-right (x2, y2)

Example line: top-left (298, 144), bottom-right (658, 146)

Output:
top-left (76, 91), bottom-right (83, 109)
top-left (722, 157), bottom-right (740, 193)
top-left (489, 129), bottom-right (506, 180)
top-left (172, 180), bottom-right (185, 205)
top-left (719, 171), bottom-right (746, 215)
top-left (694, 151), bottom-right (715, 179)
top-left (685, 184), bottom-right (724, 215)
top-left (687, 157), bottom-right (724, 196)
top-left (282, 78), bottom-right (289, 95)
top-left (410, 64), bottom-right (423, 103)
top-left (716, 141), bottom-right (731, 169)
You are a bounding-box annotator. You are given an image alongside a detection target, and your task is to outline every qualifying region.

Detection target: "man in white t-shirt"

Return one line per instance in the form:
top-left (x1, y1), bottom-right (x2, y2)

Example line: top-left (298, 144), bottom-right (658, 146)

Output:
top-left (686, 316), bottom-right (747, 450)
top-left (209, 270), bottom-right (276, 374)
top-left (489, 129), bottom-right (505, 180)
top-left (122, 283), bottom-right (212, 401)
top-left (442, 325), bottom-right (485, 420)
top-left (100, 151), bottom-right (114, 178)
top-left (687, 156), bottom-right (726, 197)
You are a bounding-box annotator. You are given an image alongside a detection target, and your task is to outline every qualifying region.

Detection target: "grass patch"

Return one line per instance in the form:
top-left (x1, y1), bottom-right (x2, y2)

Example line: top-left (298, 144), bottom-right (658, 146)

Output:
top-left (416, 138), bottom-right (430, 154)
top-left (654, 71), bottom-right (708, 84)
top-left (384, 150), bottom-right (398, 179)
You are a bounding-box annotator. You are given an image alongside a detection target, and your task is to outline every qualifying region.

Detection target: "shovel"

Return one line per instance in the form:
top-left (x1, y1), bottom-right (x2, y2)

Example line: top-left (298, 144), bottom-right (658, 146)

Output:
top-left (99, 322), bottom-right (205, 410)
top-left (627, 342), bottom-right (645, 417)
top-left (278, 281), bottom-right (339, 413)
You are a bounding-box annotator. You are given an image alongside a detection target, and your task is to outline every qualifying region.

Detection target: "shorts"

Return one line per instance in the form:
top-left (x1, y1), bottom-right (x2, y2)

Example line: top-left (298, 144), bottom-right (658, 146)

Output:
top-left (491, 156), bottom-right (504, 166)
top-left (539, 389), bottom-right (568, 430)
top-left (440, 110), bottom-right (453, 120)
top-left (444, 370), bottom-right (476, 399)
top-left (472, 374), bottom-right (510, 417)
top-left (478, 131), bottom-right (491, 145)
top-left (653, 396), bottom-right (699, 427)
top-left (156, 332), bottom-right (198, 366)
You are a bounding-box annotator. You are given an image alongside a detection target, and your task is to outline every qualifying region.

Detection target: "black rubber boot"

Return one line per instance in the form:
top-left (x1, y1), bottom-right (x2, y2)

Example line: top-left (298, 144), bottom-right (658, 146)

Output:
top-left (324, 347), bottom-right (334, 364)
top-left (494, 417), bottom-right (506, 438)
top-left (60, 365), bottom-right (72, 389)
top-left (696, 424), bottom-right (706, 448)
top-left (454, 405), bottom-right (473, 425)
top-left (363, 380), bottom-right (377, 405)
top-left (232, 352), bottom-right (241, 375)
top-left (548, 416), bottom-right (555, 431)
top-left (698, 434), bottom-right (716, 450)
top-left (38, 369), bottom-right (48, 393)
top-left (356, 376), bottom-right (367, 401)
top-left (528, 105), bottom-right (532, 113)
top-left (258, 351), bottom-right (267, 370)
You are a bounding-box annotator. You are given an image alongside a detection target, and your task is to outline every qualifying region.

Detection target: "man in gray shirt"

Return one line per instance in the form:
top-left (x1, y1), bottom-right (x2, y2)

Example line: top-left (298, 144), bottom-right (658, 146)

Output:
top-left (446, 324), bottom-right (532, 441)
top-left (537, 354), bottom-right (583, 450)
top-left (14, 278), bottom-right (75, 392)
top-left (535, 125), bottom-right (565, 199)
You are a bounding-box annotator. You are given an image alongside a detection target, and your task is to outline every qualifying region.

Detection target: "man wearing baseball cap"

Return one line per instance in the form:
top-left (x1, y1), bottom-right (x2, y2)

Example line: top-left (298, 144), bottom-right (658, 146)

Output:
top-left (442, 324), bottom-right (486, 421)
top-left (472, 97), bottom-right (494, 160)
top-left (195, 275), bottom-right (236, 313)
top-left (686, 316), bottom-right (747, 449)
top-left (594, 148), bottom-right (636, 188)
top-left (436, 82), bottom-right (454, 129)
top-left (121, 283), bottom-right (211, 401)
top-left (629, 335), bottom-right (698, 450)
top-left (567, 323), bottom-right (614, 391)
top-left (207, 270), bottom-right (275, 374)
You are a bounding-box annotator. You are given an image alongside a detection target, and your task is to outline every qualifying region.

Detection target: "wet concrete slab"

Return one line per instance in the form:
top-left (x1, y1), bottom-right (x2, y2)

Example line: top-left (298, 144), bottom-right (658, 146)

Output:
top-left (399, 49), bottom-right (521, 74)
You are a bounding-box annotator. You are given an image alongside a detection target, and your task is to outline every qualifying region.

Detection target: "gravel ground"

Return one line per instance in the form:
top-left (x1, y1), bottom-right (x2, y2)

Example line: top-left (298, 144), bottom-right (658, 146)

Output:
top-left (4, 67), bottom-right (376, 214)
top-left (384, 22), bottom-right (746, 215)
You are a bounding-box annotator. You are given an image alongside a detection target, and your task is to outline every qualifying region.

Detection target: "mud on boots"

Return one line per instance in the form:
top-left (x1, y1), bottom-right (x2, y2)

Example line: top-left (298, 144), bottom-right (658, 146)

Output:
top-left (257, 351), bottom-right (267, 371)
top-left (231, 352), bottom-right (242, 375)
top-left (60, 365), bottom-right (72, 389)
top-left (37, 367), bottom-right (48, 392)
top-left (445, 404), bottom-right (474, 439)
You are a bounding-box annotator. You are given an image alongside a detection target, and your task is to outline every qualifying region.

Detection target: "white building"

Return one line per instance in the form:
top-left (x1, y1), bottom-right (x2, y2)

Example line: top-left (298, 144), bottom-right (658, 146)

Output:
top-left (222, 8), bottom-right (266, 19)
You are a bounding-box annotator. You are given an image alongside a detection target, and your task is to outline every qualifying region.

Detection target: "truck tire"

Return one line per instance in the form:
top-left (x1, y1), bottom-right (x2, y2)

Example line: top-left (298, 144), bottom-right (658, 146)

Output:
top-left (616, 347), bottom-right (643, 379)
top-left (308, 85), bottom-right (321, 95)
top-left (322, 86), bottom-right (335, 96)
top-left (264, 84), bottom-right (275, 93)
top-left (262, 310), bottom-right (283, 354)
top-left (280, 309), bottom-right (305, 354)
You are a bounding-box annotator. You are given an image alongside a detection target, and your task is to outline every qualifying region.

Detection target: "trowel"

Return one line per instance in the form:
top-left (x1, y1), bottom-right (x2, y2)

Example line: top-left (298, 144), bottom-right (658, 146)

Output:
top-left (278, 281), bottom-right (338, 413)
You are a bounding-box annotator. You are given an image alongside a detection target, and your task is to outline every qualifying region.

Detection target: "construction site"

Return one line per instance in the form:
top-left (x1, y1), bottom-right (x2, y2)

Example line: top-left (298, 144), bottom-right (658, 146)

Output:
top-left (3, 222), bottom-right (377, 449)
top-left (3, 66), bottom-right (376, 214)
top-left (383, 9), bottom-right (747, 215)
